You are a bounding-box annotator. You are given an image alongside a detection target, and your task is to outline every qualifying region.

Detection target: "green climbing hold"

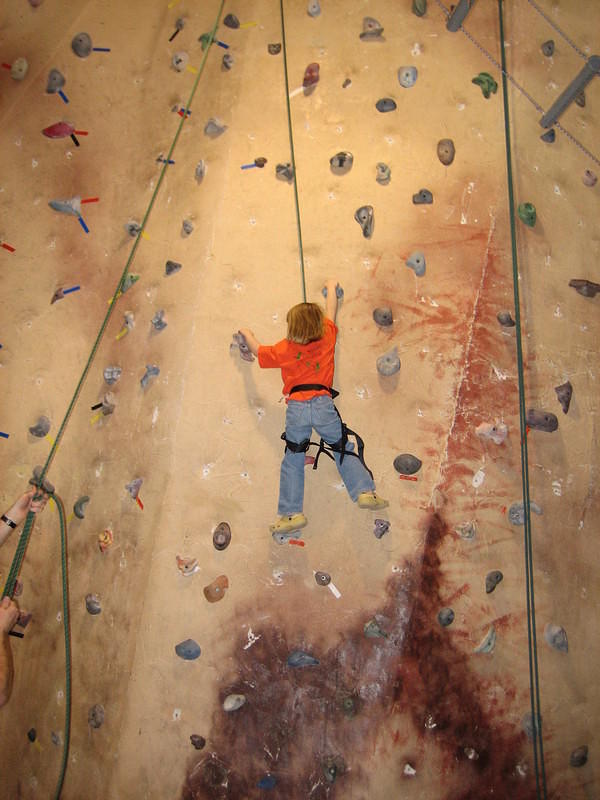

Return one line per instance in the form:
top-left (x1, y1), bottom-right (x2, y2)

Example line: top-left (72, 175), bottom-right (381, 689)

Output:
top-left (517, 202), bottom-right (536, 227)
top-left (199, 32), bottom-right (213, 51)
top-left (472, 72), bottom-right (497, 99)
top-left (412, 0), bottom-right (427, 16)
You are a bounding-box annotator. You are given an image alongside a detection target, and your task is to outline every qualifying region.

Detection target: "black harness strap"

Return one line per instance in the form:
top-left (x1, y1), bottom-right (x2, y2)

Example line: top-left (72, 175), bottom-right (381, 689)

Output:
top-left (288, 383), bottom-right (340, 399)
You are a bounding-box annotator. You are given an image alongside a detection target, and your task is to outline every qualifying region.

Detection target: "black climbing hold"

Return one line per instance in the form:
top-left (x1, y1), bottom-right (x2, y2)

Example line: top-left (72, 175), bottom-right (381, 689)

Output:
top-left (46, 69), bottom-right (65, 94)
top-left (554, 381), bottom-right (572, 414)
top-left (437, 607), bottom-right (454, 626)
top-left (182, 219), bottom-right (194, 237)
top-left (85, 593), bottom-right (101, 615)
top-left (376, 163), bottom-right (391, 185)
top-left (268, 44), bottom-right (281, 55)
top-left (437, 139), bottom-right (455, 166)
top-left (373, 519), bottom-right (390, 539)
top-left (526, 408), bottom-right (558, 433)
top-left (540, 128), bottom-right (556, 143)
top-left (330, 151), bottom-right (353, 175)
top-left (88, 704), bottom-right (105, 729)
top-left (165, 260), bottom-right (182, 276)
top-left (570, 745), bottom-right (588, 768)
top-left (497, 310), bottom-right (516, 327)
top-left (393, 454), bottom-right (421, 475)
top-left (485, 570), bottom-right (503, 594)
top-left (223, 13), bottom-right (240, 28)
top-left (222, 53), bottom-right (234, 70)
top-left (322, 755), bottom-right (346, 784)
top-left (73, 495), bottom-right (90, 519)
top-left (575, 90), bottom-right (585, 108)
top-left (373, 307), bottom-right (393, 327)
top-left (582, 170), bottom-right (597, 187)
top-left (376, 348), bottom-right (400, 376)
top-left (27, 728), bottom-right (37, 742)
top-left (413, 188), bottom-right (433, 204)
top-left (287, 650), bottom-right (319, 667)
top-left (190, 734), bottom-right (206, 750)
top-left (375, 98), bottom-right (396, 113)
top-left (412, 0), bottom-right (427, 16)
top-left (541, 40), bottom-right (554, 57)
top-left (254, 157), bottom-right (267, 168)
top-left (569, 278), bottom-right (600, 297)
top-left (175, 639), bottom-right (201, 660)
top-left (29, 415), bottom-right (50, 438)
top-left (544, 623), bottom-right (568, 652)
top-left (276, 163), bottom-right (293, 181)
top-left (359, 17), bottom-right (384, 40)
top-left (213, 522), bottom-right (231, 551)
top-left (315, 571), bottom-right (331, 586)
top-left (354, 205), bottom-right (374, 238)
top-left (71, 32), bottom-right (92, 58)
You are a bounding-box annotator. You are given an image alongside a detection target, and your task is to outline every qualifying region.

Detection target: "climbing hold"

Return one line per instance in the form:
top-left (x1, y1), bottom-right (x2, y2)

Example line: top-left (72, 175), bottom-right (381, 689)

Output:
top-left (476, 422), bottom-right (508, 445)
top-left (151, 310), bottom-right (167, 332)
top-left (213, 522), bottom-right (231, 550)
top-left (140, 364), bottom-right (160, 389)
top-left (125, 220), bottom-right (141, 238)
top-left (373, 307), bottom-right (393, 327)
top-left (544, 623), bottom-right (568, 653)
top-left (190, 734), bottom-right (206, 750)
top-left (570, 746), bottom-right (588, 768)
top-left (10, 57), bottom-right (29, 81)
top-left (508, 501), bottom-right (542, 525)
top-left (271, 530), bottom-right (298, 545)
top-left (364, 619), bottom-right (387, 639)
top-left (98, 529), bottom-right (113, 552)
top-left (330, 151), bottom-right (353, 175)
top-left (517, 202), bottom-right (536, 227)
top-left (359, 17), bottom-right (384, 40)
top-left (204, 118), bottom-right (227, 137)
top-left (540, 128), bottom-right (556, 143)
top-left (254, 157), bottom-right (267, 168)
top-left (222, 53), bottom-right (234, 70)
top-left (88, 704), bottom-right (105, 729)
top-left (171, 52), bottom-right (189, 72)
top-left (125, 478), bottom-right (143, 500)
top-left (398, 66), bottom-right (417, 88)
top-left (412, 0), bottom-right (427, 16)
top-left (103, 366), bottom-right (121, 385)
top-left (437, 608), bottom-right (454, 627)
top-left (203, 575), bottom-right (229, 603)
top-left (223, 694), bottom-right (246, 711)
top-left (412, 189), bottom-right (433, 205)
top-left (376, 163), bottom-right (391, 185)
top-left (276, 163), bottom-right (294, 181)
top-left (575, 90), bottom-right (585, 108)
top-left (541, 39), bottom-right (555, 57)
top-left (406, 251), bottom-right (426, 276)
top-left (176, 555), bottom-right (199, 577)
top-left (375, 98), bottom-right (396, 113)
top-left (223, 14), bottom-right (240, 28)
top-left (73, 496), bottom-right (90, 519)
top-left (321, 284), bottom-right (344, 300)
top-left (287, 650), bottom-right (320, 667)
top-left (258, 774), bottom-right (277, 790)
top-left (198, 33), bottom-right (214, 51)
top-left (231, 332), bottom-right (255, 362)
top-left (354, 205), bottom-right (374, 238)
top-left (322, 755), bottom-right (346, 783)
top-left (121, 274), bottom-right (139, 294)
top-left (85, 594), bottom-right (101, 615)
top-left (195, 161), bottom-right (206, 184)
top-left (455, 520), bottom-right (476, 539)
top-left (437, 139), bottom-right (455, 166)
top-left (393, 454), bottom-right (421, 475)
top-left (315, 571), bottom-right (331, 586)
top-left (165, 260), bottom-right (182, 276)
top-left (582, 170), bottom-right (597, 187)
top-left (554, 381), bottom-right (572, 414)
top-left (485, 570), bottom-right (503, 594)
top-left (303, 63), bottom-right (320, 88)
top-left (497, 310), bottom-right (516, 327)
top-left (526, 408), bottom-right (558, 432)
top-left (373, 519), bottom-right (390, 539)
top-left (376, 347), bottom-right (400, 376)
top-left (29, 415), bottom-right (50, 438)
top-left (175, 639), bottom-right (201, 660)
top-left (29, 467), bottom-right (54, 496)
top-left (342, 78), bottom-right (352, 88)
top-left (121, 311), bottom-right (134, 334)
top-left (46, 69), bottom-right (66, 94)
top-left (268, 44), bottom-right (281, 55)
top-left (472, 72), bottom-right (497, 98)
top-left (569, 278), bottom-right (600, 297)
top-left (522, 711), bottom-right (540, 740)
top-left (27, 728), bottom-right (37, 742)
top-left (341, 696), bottom-right (357, 718)
top-left (474, 625), bottom-right (496, 653)
top-left (71, 32), bottom-right (92, 58)
top-left (307, 0), bottom-right (321, 17)
top-left (49, 197), bottom-right (82, 217)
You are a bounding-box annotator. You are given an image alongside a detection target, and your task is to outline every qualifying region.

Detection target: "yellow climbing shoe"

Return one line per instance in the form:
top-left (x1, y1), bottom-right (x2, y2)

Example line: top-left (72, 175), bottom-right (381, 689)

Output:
top-left (269, 513), bottom-right (308, 534)
top-left (357, 492), bottom-right (389, 510)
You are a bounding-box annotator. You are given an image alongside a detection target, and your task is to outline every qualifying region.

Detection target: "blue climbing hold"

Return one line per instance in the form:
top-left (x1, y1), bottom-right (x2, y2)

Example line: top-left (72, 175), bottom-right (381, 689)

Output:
top-left (287, 650), bottom-right (319, 667)
top-left (175, 639), bottom-right (201, 660)
top-left (257, 774), bottom-right (277, 789)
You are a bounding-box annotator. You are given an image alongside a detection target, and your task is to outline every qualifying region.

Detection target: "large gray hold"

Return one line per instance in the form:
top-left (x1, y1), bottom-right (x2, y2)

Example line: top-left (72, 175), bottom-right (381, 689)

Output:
top-left (71, 32), bottom-right (92, 58)
top-left (151, 310), bottom-right (167, 331)
top-left (354, 205), bottom-right (374, 238)
top-left (497, 310), bottom-right (515, 327)
top-left (398, 66), bottom-right (417, 88)
top-left (570, 746), bottom-right (588, 768)
top-left (526, 408), bottom-right (558, 432)
top-left (49, 197), bottom-right (82, 217)
top-left (30, 466), bottom-right (55, 495)
top-left (175, 638), bottom-right (201, 660)
top-left (544, 623), bottom-right (568, 653)
top-left (373, 307), bottom-right (393, 327)
top-left (485, 570), bottom-right (503, 593)
top-left (376, 347), bottom-right (400, 376)
top-left (29, 416), bottom-right (50, 438)
top-left (508, 501), bottom-right (542, 525)
top-left (373, 519), bottom-right (390, 539)
top-left (140, 364), bottom-right (160, 389)
top-left (359, 17), bottom-right (384, 40)
top-left (330, 151), bottom-right (353, 175)
top-left (554, 381), bottom-right (572, 414)
top-left (307, 0), bottom-right (321, 17)
top-left (437, 607), bottom-right (454, 627)
top-left (88, 704), bottom-right (105, 729)
top-left (204, 118), bottom-right (227, 137)
top-left (223, 14), bottom-right (240, 28)
top-left (46, 69), bottom-right (65, 93)
top-left (393, 453), bottom-right (421, 475)
top-left (165, 260), bottom-right (182, 276)
top-left (406, 251), bottom-right (426, 277)
top-left (104, 366), bottom-right (121, 385)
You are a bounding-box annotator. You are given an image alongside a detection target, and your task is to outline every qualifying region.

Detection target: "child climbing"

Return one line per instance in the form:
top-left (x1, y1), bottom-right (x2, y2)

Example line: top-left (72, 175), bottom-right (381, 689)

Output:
top-left (239, 279), bottom-right (388, 534)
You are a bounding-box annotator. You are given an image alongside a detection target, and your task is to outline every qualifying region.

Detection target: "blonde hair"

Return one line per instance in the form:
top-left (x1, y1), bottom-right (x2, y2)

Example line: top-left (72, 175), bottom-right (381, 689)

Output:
top-left (286, 302), bottom-right (325, 344)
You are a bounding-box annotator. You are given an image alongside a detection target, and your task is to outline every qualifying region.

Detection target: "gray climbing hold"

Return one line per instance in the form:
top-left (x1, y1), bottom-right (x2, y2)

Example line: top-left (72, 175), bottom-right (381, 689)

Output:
top-left (569, 278), bottom-right (600, 297)
top-left (10, 57), bottom-right (28, 81)
top-left (140, 364), bottom-right (160, 389)
top-left (223, 13), bottom-right (240, 28)
top-left (88, 704), bottom-right (105, 729)
top-left (508, 501), bottom-right (542, 525)
top-left (222, 53), bottom-right (234, 70)
top-left (103, 366), bottom-right (121, 385)
top-left (73, 496), bottom-right (90, 519)
top-left (540, 128), bottom-right (556, 143)
top-left (125, 220), bottom-right (141, 238)
top-left (373, 307), bottom-right (393, 327)
top-left (376, 347), bottom-right (400, 376)
top-left (554, 381), bottom-right (572, 414)
top-left (541, 40), bottom-right (554, 57)
top-left (165, 260), bottom-right (182, 276)
top-left (268, 43), bottom-right (281, 55)
top-left (354, 205), bottom-right (374, 238)
top-left (376, 98), bottom-right (396, 113)
top-left (497, 310), bottom-right (515, 327)
top-left (223, 693), bottom-right (246, 711)
top-left (71, 32), bottom-right (92, 58)
top-left (175, 639), bottom-right (201, 660)
top-left (398, 66), bottom-right (417, 88)
top-left (85, 593), bottom-right (101, 615)
top-left (413, 188), bottom-right (433, 205)
top-left (181, 219), bottom-right (194, 237)
top-left (330, 151), bottom-right (353, 175)
top-left (231, 332), bottom-right (254, 362)
top-left (455, 521), bottom-right (476, 539)
top-left (287, 650), bottom-right (319, 667)
top-left (393, 454), bottom-right (421, 475)
top-left (582, 170), bottom-right (597, 187)
top-left (437, 139), bottom-right (455, 166)
top-left (364, 619), bottom-right (387, 638)
top-left (195, 161), bottom-right (206, 184)
top-left (213, 522), bottom-right (231, 551)
top-left (125, 478), bottom-right (143, 499)
top-left (315, 571), bottom-right (331, 586)
top-left (29, 415), bottom-right (50, 438)
top-left (29, 466), bottom-right (54, 495)
top-left (474, 625), bottom-right (496, 653)
top-left (437, 607), bottom-right (454, 627)
top-left (46, 69), bottom-right (65, 93)
top-left (412, 0), bottom-right (427, 16)
top-left (376, 163), bottom-right (391, 185)
top-left (570, 746), bottom-right (588, 767)
top-left (526, 409), bottom-right (558, 432)
top-left (406, 251), bottom-right (426, 276)
top-left (171, 52), bottom-right (189, 72)
top-left (575, 90), bottom-right (585, 108)
top-left (476, 422), bottom-right (508, 445)
top-left (204, 118), bottom-right (227, 137)
top-left (271, 530), bottom-right (298, 545)
top-left (276, 163), bottom-right (293, 181)
top-left (307, 0), bottom-right (321, 17)
top-left (121, 274), bottom-right (139, 294)
top-left (49, 197), bottom-right (82, 217)
top-left (544, 623), bottom-right (568, 653)
top-left (373, 518), bottom-right (390, 539)
top-left (151, 310), bottom-right (167, 331)
top-left (190, 734), bottom-right (206, 749)
top-left (359, 17), bottom-right (384, 40)
top-left (485, 570), bottom-right (503, 593)
top-left (322, 755), bottom-right (346, 783)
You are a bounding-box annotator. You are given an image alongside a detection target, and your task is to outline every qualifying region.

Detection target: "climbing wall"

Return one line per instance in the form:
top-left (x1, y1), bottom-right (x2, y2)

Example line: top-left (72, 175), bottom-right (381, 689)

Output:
top-left (0, 0), bottom-right (598, 798)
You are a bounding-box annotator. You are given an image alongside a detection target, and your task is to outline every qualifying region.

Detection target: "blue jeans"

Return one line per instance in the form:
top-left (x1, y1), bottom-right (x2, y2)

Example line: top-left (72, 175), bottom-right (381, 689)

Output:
top-left (278, 395), bottom-right (376, 515)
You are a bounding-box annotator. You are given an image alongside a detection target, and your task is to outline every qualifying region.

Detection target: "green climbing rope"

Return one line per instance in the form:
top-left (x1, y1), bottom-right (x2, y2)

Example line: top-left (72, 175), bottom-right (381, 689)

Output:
top-left (497, 2), bottom-right (547, 798)
top-left (279, 0), bottom-right (308, 302)
top-left (52, 494), bottom-right (71, 800)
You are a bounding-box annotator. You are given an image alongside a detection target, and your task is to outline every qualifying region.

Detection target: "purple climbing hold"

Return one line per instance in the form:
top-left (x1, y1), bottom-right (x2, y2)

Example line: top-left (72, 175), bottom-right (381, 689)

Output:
top-left (526, 408), bottom-right (558, 433)
top-left (373, 519), bottom-right (390, 539)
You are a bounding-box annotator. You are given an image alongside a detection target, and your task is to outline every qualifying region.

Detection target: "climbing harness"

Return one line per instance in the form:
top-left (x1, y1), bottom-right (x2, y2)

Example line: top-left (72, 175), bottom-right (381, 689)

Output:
top-left (281, 386), bottom-right (374, 480)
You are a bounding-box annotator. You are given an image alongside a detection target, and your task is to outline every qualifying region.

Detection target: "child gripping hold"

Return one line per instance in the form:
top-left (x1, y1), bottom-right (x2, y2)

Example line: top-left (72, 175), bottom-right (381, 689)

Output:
top-left (239, 279), bottom-right (388, 534)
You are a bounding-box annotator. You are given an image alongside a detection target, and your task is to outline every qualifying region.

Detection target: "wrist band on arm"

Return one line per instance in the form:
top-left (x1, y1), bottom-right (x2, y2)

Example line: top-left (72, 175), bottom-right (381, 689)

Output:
top-left (1, 514), bottom-right (17, 529)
